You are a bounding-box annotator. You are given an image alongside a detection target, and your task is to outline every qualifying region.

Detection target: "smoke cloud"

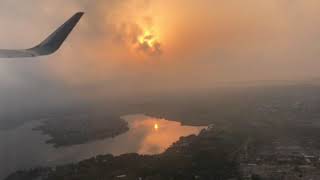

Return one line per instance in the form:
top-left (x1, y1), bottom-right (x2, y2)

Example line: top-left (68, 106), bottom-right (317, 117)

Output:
top-left (1, 0), bottom-right (320, 127)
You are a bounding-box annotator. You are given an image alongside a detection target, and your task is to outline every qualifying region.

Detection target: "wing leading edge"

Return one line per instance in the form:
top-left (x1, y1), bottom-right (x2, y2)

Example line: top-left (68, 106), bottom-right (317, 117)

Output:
top-left (0, 12), bottom-right (84, 58)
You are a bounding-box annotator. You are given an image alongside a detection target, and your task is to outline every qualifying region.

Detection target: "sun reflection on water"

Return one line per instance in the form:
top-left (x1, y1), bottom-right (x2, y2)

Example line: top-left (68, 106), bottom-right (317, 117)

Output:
top-left (122, 115), bottom-right (205, 155)
top-left (154, 123), bottom-right (159, 131)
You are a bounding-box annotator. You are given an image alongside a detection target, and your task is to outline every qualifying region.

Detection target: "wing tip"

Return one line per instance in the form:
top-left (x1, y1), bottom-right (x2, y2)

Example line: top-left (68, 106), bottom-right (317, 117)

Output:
top-left (75, 12), bottom-right (85, 18)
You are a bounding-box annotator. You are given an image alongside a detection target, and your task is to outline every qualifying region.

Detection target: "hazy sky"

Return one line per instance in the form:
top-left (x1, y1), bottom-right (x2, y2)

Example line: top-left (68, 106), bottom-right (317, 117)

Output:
top-left (1, 0), bottom-right (320, 120)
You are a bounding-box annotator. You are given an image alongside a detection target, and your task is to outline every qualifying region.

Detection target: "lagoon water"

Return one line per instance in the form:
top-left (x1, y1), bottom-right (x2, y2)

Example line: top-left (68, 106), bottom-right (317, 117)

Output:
top-left (0, 114), bottom-right (205, 179)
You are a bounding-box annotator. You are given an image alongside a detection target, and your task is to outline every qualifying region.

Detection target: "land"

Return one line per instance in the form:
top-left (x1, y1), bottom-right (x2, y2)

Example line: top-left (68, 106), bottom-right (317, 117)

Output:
top-left (8, 119), bottom-right (320, 180)
top-left (6, 82), bottom-right (320, 179)
top-left (33, 114), bottom-right (129, 147)
top-left (239, 137), bottom-right (320, 180)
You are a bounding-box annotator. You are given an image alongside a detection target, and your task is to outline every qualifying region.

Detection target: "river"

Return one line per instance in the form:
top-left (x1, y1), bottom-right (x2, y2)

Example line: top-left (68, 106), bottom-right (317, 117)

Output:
top-left (0, 114), bottom-right (205, 179)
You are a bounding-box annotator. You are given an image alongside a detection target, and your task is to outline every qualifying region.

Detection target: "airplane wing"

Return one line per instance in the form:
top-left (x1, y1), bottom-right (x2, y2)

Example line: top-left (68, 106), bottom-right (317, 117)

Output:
top-left (0, 12), bottom-right (84, 58)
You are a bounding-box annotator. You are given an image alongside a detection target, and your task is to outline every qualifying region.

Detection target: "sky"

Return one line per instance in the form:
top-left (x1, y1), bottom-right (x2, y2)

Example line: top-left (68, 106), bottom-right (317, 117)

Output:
top-left (1, 0), bottom-right (320, 121)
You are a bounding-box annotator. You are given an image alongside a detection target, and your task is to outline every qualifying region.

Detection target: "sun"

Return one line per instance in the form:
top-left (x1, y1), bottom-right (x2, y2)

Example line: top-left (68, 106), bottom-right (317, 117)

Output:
top-left (138, 30), bottom-right (157, 47)
top-left (136, 28), bottom-right (162, 55)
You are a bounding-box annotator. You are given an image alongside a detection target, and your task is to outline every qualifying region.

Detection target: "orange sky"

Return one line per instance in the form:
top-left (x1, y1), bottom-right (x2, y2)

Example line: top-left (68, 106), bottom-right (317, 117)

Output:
top-left (1, 0), bottom-right (320, 100)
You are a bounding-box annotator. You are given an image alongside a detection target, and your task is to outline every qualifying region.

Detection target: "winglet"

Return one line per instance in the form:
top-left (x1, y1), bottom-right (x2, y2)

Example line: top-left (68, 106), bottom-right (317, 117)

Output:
top-left (0, 12), bottom-right (84, 58)
top-left (28, 12), bottom-right (84, 56)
